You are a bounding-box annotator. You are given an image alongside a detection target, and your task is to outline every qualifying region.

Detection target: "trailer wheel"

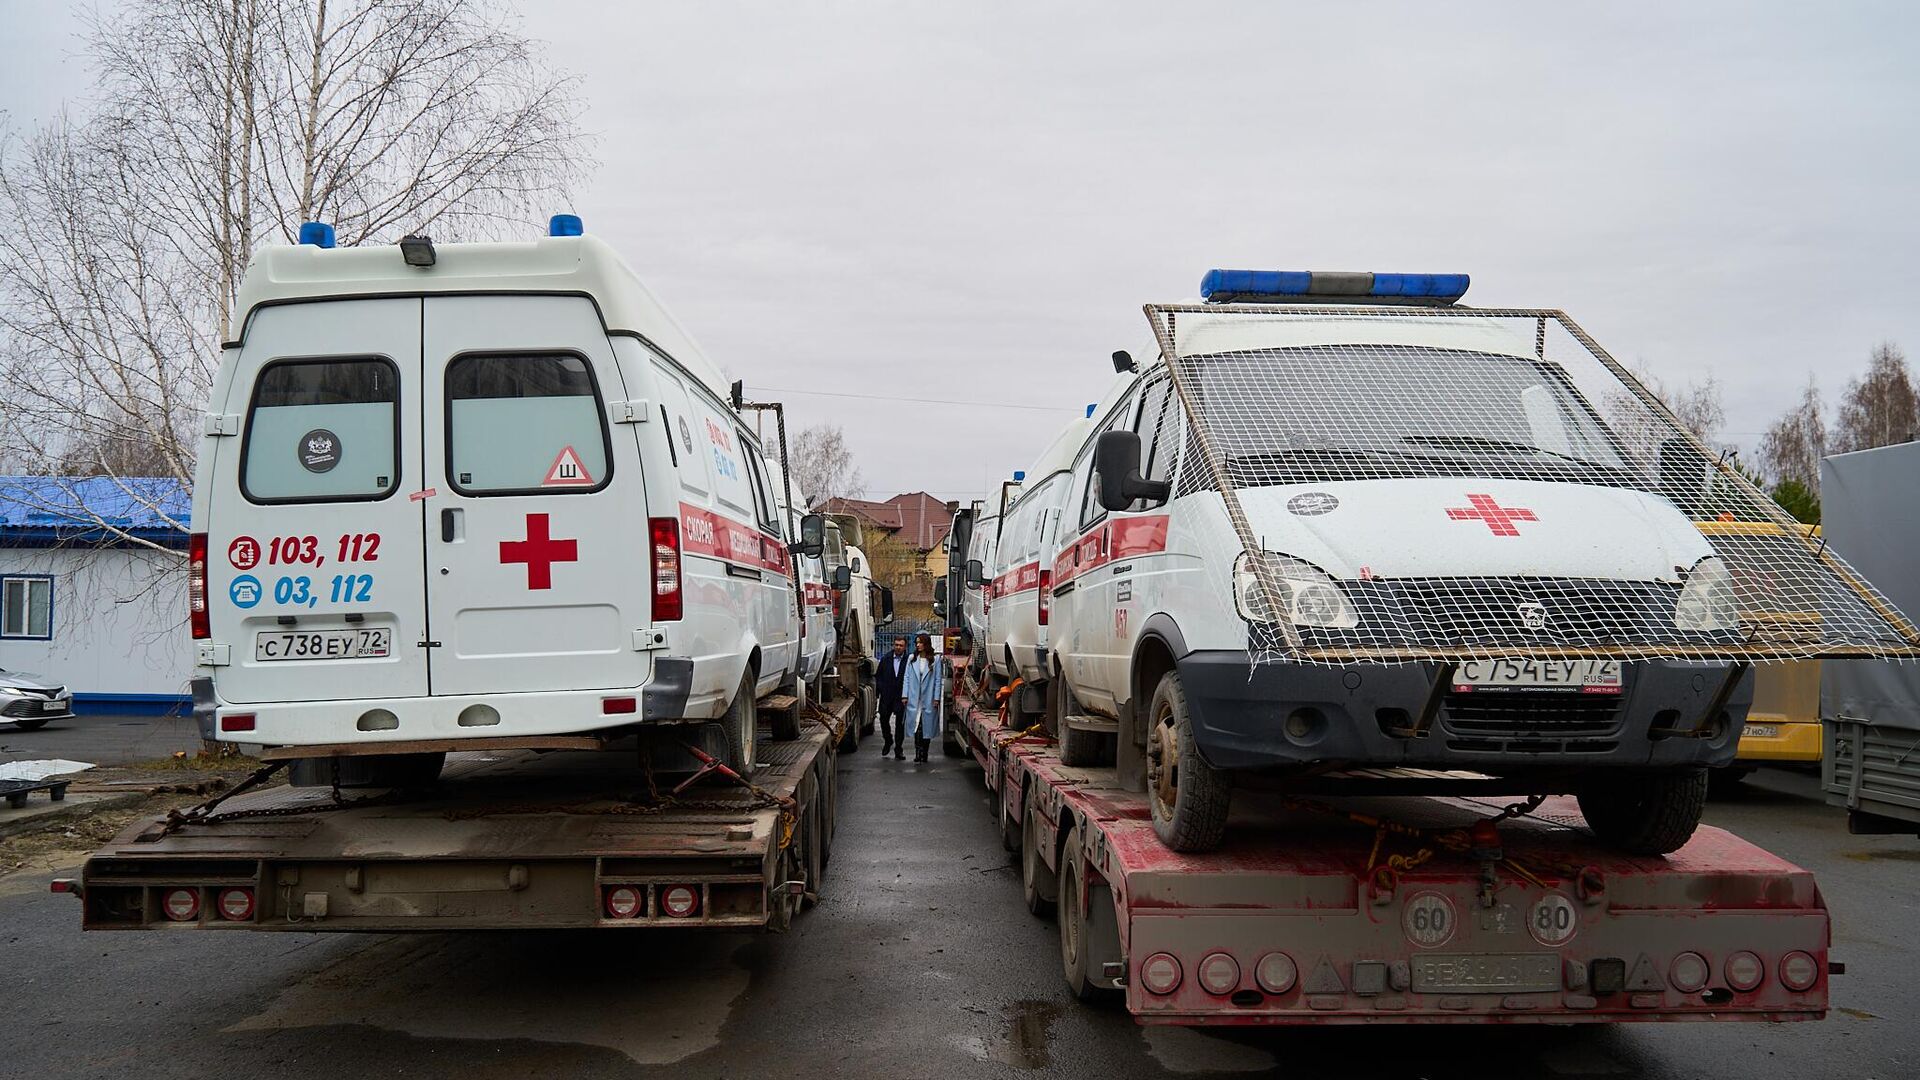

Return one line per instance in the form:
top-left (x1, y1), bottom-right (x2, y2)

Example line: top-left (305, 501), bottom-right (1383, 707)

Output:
top-left (1000, 776), bottom-right (1022, 852)
top-left (1058, 822), bottom-right (1122, 1003)
top-left (720, 674), bottom-right (759, 777)
top-left (1021, 784), bottom-right (1059, 915)
top-left (801, 796), bottom-right (825, 909)
top-left (1145, 670), bottom-right (1231, 853)
top-left (1054, 673), bottom-right (1112, 768)
top-left (1577, 768), bottom-right (1709, 855)
top-left (859, 684), bottom-right (876, 736)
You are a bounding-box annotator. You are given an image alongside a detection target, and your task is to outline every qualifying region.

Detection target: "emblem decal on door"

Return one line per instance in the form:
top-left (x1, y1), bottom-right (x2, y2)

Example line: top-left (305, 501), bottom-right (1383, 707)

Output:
top-left (543, 445), bottom-right (596, 487)
top-left (299, 428), bottom-right (341, 473)
top-left (499, 513), bottom-right (580, 589)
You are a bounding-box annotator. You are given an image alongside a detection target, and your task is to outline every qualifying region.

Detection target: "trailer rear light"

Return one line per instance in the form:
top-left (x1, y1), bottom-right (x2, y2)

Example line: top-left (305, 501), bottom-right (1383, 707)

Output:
top-left (650, 517), bottom-right (683, 622)
top-left (1140, 952), bottom-right (1182, 995)
top-left (1037, 569), bottom-right (1051, 626)
top-left (188, 532), bottom-right (210, 639)
top-left (1669, 951), bottom-right (1710, 993)
top-left (216, 887), bottom-right (256, 922)
top-left (1196, 952), bottom-right (1240, 995)
top-left (602, 697), bottom-right (637, 715)
top-left (220, 713), bottom-right (256, 733)
top-left (1780, 951), bottom-right (1820, 991)
top-left (661, 884), bottom-right (700, 918)
top-left (161, 887), bottom-right (200, 922)
top-left (1724, 951), bottom-right (1765, 992)
top-left (1254, 951), bottom-right (1298, 994)
top-left (604, 886), bottom-right (643, 919)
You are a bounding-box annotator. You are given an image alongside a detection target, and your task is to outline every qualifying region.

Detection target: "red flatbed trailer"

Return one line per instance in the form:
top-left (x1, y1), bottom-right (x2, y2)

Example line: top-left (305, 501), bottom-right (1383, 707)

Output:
top-left (950, 683), bottom-right (1832, 1025)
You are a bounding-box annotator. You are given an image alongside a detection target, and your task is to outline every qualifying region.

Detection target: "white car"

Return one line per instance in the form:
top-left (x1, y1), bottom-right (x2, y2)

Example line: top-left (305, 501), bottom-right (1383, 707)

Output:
top-left (1050, 269), bottom-right (1768, 856)
top-left (190, 217), bottom-right (811, 783)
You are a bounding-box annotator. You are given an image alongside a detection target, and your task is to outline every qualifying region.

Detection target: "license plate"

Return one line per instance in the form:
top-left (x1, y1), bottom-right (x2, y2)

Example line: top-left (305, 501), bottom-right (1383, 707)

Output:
top-left (42, 699), bottom-right (69, 712)
top-left (255, 628), bottom-right (391, 661)
top-left (1411, 953), bottom-right (1560, 994)
top-left (1743, 723), bottom-right (1780, 739)
top-left (1453, 659), bottom-right (1621, 693)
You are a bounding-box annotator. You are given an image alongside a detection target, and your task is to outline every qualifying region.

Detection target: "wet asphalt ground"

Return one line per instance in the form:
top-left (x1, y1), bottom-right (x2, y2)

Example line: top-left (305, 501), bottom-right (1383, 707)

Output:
top-left (1, 726), bottom-right (1915, 1080)
top-left (2, 712), bottom-right (203, 767)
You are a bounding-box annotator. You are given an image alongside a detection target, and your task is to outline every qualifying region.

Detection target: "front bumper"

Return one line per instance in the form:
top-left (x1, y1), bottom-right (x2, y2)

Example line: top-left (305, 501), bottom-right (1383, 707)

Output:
top-left (1174, 652), bottom-right (1748, 773)
top-left (3, 695), bottom-right (73, 719)
top-left (1735, 719), bottom-right (1823, 764)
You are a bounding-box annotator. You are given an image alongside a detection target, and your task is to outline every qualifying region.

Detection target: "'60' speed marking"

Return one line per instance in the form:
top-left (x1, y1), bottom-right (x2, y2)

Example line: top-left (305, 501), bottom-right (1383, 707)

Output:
top-left (1402, 891), bottom-right (1457, 948)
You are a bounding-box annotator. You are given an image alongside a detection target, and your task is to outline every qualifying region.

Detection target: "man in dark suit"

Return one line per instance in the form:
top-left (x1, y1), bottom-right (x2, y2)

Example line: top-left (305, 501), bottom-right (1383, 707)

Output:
top-left (874, 636), bottom-right (911, 759)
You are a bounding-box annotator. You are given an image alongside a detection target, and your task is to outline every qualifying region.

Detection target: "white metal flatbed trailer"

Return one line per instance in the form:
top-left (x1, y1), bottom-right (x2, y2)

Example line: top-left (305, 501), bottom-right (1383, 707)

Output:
top-left (60, 700), bottom-right (849, 933)
top-left (949, 676), bottom-right (1833, 1025)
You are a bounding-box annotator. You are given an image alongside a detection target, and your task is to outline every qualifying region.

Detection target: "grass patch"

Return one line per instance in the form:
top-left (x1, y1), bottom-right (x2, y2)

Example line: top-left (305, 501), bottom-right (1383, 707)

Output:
top-left (128, 748), bottom-right (267, 772)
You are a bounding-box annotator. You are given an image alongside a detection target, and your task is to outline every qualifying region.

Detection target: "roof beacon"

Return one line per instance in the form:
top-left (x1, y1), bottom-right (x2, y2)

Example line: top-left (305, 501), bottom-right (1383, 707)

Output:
top-left (1012, 470), bottom-right (1026, 482)
top-left (296, 222), bottom-right (336, 249)
top-left (1199, 269), bottom-right (1469, 306)
top-left (549, 213), bottom-right (584, 237)
top-left (1085, 404), bottom-right (1097, 418)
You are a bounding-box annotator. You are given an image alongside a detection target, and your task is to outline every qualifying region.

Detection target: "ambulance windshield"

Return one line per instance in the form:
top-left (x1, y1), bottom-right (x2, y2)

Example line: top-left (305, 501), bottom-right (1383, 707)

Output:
top-left (1179, 346), bottom-right (1636, 486)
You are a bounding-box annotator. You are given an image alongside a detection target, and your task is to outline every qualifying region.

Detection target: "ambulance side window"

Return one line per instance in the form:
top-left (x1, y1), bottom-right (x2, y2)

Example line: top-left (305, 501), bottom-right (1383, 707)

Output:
top-left (652, 365), bottom-right (709, 497)
top-left (445, 353), bottom-right (610, 495)
top-left (1132, 377), bottom-right (1173, 510)
top-left (242, 357), bottom-right (400, 504)
top-left (744, 444), bottom-right (782, 537)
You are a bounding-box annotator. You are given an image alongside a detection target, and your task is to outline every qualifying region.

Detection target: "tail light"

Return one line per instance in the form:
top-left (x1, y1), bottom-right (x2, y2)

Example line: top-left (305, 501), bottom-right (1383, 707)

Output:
top-left (649, 518), bottom-right (682, 622)
top-left (1780, 951), bottom-right (1820, 991)
top-left (220, 713), bottom-right (256, 732)
top-left (161, 887), bottom-right (201, 922)
top-left (1197, 952), bottom-right (1240, 995)
top-left (604, 886), bottom-right (642, 919)
top-left (1140, 952), bottom-right (1182, 995)
top-left (661, 884), bottom-right (700, 918)
top-left (217, 887), bottom-right (255, 922)
top-left (1724, 951), bottom-right (1765, 992)
top-left (1037, 568), bottom-right (1052, 626)
top-left (1254, 951), bottom-right (1298, 994)
top-left (602, 697), bottom-right (637, 715)
top-left (1669, 951), bottom-right (1710, 992)
top-left (189, 532), bottom-right (210, 639)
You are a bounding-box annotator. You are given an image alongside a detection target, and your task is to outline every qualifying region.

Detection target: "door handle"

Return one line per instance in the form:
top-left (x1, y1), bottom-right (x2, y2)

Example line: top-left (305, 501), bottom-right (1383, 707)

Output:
top-left (441, 507), bottom-right (463, 542)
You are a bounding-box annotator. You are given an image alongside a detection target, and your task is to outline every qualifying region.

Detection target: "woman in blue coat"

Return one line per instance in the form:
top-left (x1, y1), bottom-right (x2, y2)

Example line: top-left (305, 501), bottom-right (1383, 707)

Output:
top-left (902, 632), bottom-right (943, 762)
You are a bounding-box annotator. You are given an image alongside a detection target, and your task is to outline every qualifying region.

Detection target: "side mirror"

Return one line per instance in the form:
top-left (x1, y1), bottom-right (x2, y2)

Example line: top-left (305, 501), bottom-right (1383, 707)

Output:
top-left (790, 513), bottom-right (825, 558)
top-left (965, 559), bottom-right (985, 587)
top-left (1094, 429), bottom-right (1171, 512)
top-left (729, 379), bottom-right (745, 410)
top-left (850, 556), bottom-right (862, 574)
top-left (831, 565), bottom-right (852, 591)
top-left (879, 586), bottom-right (895, 625)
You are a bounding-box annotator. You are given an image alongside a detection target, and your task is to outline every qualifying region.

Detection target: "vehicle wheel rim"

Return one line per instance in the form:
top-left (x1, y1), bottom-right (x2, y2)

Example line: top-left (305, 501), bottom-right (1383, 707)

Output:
top-left (1148, 705), bottom-right (1178, 819)
top-left (1061, 860), bottom-right (1082, 969)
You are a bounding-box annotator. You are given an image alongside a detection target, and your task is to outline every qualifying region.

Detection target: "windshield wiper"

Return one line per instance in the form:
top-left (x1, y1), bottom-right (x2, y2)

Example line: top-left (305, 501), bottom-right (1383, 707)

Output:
top-left (1399, 434), bottom-right (1602, 468)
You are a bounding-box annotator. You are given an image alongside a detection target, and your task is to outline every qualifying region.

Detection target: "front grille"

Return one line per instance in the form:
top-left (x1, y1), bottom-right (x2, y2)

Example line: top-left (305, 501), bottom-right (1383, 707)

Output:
top-left (1336, 577), bottom-right (1700, 650)
top-left (1440, 691), bottom-right (1624, 754)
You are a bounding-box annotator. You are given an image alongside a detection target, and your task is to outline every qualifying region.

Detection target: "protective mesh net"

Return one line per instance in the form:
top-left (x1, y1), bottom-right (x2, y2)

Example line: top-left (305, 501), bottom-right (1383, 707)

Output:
top-left (1139, 302), bottom-right (1920, 668)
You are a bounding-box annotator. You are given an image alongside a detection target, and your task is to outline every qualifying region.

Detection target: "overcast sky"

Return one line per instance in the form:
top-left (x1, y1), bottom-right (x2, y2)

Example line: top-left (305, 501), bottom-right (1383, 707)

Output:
top-left (5, 1), bottom-right (1918, 501)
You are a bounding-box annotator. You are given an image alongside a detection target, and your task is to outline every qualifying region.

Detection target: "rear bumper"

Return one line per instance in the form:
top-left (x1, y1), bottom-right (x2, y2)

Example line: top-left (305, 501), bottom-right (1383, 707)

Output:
top-left (200, 658), bottom-right (715, 747)
top-left (1174, 651), bottom-right (1747, 774)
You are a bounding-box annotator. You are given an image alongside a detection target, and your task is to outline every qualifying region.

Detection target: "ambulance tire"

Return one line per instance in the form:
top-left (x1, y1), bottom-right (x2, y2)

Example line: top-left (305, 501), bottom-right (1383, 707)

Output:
top-left (1577, 768), bottom-right (1709, 856)
top-left (1145, 671), bottom-right (1231, 853)
top-left (288, 752), bottom-right (444, 790)
top-left (720, 674), bottom-right (759, 778)
top-left (771, 677), bottom-right (803, 742)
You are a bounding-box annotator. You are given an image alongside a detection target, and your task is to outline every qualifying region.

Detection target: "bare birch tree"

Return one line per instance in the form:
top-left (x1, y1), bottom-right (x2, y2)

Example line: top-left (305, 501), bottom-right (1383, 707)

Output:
top-left (1759, 376), bottom-right (1827, 492)
top-left (1832, 342), bottom-right (1918, 453)
top-left (0, 0), bottom-right (589, 547)
top-left (790, 424), bottom-right (866, 507)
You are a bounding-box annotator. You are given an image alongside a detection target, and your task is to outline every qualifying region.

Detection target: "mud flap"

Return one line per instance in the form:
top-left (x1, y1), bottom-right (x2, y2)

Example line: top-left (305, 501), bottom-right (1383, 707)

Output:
top-left (1083, 877), bottom-right (1126, 992)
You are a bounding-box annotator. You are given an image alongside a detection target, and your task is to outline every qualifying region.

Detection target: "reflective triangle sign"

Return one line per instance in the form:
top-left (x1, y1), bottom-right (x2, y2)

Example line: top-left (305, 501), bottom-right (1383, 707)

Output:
top-left (543, 445), bottom-right (596, 487)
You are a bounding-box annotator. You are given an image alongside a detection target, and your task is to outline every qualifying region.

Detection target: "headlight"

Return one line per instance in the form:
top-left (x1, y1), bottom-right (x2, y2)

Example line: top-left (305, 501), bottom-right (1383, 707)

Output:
top-left (1233, 551), bottom-right (1358, 629)
top-left (1674, 555), bottom-right (1739, 631)
top-left (0, 686), bottom-right (24, 696)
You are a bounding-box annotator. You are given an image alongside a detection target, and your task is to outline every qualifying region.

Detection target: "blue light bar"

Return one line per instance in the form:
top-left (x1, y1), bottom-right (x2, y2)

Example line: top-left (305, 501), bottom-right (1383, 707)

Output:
top-left (1085, 403), bottom-right (1097, 418)
top-left (1012, 470), bottom-right (1026, 482)
top-left (1199, 269), bottom-right (1469, 303)
top-left (297, 222), bottom-right (336, 249)
top-left (548, 213), bottom-right (584, 237)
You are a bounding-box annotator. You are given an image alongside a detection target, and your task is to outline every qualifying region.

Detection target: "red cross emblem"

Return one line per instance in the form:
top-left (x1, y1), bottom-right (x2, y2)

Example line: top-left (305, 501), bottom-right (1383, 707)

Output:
top-left (1446, 493), bottom-right (1537, 537)
top-left (499, 512), bottom-right (579, 589)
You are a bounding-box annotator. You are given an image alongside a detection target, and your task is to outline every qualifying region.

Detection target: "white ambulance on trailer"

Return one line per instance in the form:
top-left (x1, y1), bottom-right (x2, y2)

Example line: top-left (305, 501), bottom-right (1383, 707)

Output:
top-left (984, 416), bottom-right (1095, 724)
top-left (190, 217), bottom-right (815, 782)
top-left (767, 460), bottom-right (835, 701)
top-left (960, 499), bottom-right (999, 672)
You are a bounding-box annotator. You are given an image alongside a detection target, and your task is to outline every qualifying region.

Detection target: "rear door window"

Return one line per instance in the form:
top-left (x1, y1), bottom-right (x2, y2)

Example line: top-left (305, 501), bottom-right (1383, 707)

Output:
top-left (243, 358), bottom-right (400, 503)
top-left (446, 353), bottom-right (611, 495)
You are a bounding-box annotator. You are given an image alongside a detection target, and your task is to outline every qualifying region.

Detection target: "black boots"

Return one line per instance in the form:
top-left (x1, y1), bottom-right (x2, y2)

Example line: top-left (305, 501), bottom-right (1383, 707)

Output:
top-left (913, 736), bottom-right (930, 763)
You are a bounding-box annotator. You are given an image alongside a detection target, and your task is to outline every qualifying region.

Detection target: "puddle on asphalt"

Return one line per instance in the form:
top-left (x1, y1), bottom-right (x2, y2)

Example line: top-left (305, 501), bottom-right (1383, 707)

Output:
top-left (226, 932), bottom-right (752, 1065)
top-left (961, 999), bottom-right (1063, 1069)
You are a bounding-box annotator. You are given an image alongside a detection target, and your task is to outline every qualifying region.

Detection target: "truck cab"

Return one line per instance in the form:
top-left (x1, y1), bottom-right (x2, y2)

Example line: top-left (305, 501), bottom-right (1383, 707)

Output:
top-left (190, 218), bottom-right (805, 780)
